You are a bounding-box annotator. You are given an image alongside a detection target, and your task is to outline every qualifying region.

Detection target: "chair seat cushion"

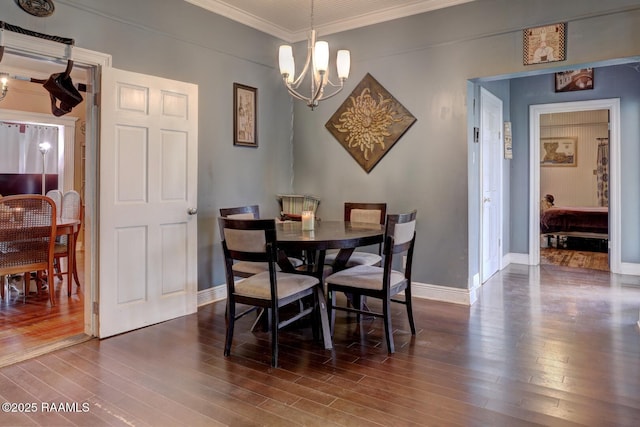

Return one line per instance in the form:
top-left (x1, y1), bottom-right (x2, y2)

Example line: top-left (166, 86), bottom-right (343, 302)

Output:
top-left (232, 257), bottom-right (303, 275)
top-left (325, 265), bottom-right (406, 291)
top-left (234, 271), bottom-right (318, 300)
top-left (324, 251), bottom-right (382, 267)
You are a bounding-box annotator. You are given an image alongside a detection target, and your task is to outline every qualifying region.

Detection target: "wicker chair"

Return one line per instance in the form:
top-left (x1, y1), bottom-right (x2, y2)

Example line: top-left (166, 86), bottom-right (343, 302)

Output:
top-left (0, 195), bottom-right (57, 306)
top-left (53, 190), bottom-right (83, 295)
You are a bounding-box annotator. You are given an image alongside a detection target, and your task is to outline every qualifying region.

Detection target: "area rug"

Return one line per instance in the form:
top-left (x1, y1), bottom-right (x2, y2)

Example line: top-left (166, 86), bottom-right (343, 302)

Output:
top-left (540, 248), bottom-right (609, 271)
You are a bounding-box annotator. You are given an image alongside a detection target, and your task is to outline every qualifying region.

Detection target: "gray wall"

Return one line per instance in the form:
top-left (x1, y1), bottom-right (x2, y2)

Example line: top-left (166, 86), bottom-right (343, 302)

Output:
top-left (4, 0), bottom-right (640, 293)
top-left (1, 0), bottom-right (295, 290)
top-left (291, 0), bottom-right (640, 290)
top-left (509, 64), bottom-right (640, 262)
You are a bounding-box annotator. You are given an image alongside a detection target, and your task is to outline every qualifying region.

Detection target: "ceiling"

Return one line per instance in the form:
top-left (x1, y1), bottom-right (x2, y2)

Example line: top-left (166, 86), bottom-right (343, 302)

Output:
top-left (185, 0), bottom-right (475, 42)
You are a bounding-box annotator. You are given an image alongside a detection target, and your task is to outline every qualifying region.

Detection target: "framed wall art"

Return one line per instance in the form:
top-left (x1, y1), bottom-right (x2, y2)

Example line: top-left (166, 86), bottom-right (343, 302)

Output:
top-left (540, 137), bottom-right (576, 166)
top-left (523, 23), bottom-right (566, 65)
top-left (325, 73), bottom-right (416, 173)
top-left (233, 83), bottom-right (257, 147)
top-left (555, 68), bottom-right (593, 92)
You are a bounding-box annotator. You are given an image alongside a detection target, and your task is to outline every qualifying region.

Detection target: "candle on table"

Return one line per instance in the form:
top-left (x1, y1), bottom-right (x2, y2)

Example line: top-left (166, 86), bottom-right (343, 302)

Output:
top-left (301, 210), bottom-right (314, 230)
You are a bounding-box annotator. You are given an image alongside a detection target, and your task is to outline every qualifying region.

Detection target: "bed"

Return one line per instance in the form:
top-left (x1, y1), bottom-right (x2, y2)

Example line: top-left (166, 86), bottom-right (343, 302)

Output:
top-left (540, 206), bottom-right (608, 234)
top-left (541, 206), bottom-right (608, 251)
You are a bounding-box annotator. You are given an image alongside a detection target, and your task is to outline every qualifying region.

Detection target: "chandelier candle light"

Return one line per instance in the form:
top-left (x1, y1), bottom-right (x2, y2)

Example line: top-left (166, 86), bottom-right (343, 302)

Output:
top-left (278, 0), bottom-right (350, 110)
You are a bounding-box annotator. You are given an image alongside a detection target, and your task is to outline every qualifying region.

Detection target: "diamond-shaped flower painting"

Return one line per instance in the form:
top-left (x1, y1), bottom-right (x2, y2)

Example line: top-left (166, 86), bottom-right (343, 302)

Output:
top-left (325, 73), bottom-right (416, 173)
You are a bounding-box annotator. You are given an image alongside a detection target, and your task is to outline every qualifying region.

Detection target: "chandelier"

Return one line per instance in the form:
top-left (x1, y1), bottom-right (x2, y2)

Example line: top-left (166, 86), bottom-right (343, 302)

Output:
top-left (278, 0), bottom-right (350, 110)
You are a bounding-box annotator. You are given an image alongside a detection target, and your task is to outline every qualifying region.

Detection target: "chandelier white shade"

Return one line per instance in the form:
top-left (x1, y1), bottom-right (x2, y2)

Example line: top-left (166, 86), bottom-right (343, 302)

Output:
top-left (278, 1), bottom-right (350, 109)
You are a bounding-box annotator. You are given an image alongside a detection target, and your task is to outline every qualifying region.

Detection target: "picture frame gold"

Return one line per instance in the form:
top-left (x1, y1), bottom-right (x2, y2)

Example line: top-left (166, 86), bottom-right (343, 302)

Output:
top-left (541, 137), bottom-right (577, 167)
top-left (233, 83), bottom-right (257, 147)
top-left (523, 23), bottom-right (566, 65)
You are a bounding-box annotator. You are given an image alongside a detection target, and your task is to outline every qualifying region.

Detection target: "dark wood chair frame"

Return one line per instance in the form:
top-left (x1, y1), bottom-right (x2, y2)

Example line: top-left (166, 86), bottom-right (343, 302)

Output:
top-left (218, 217), bottom-right (320, 367)
top-left (327, 210), bottom-right (417, 353)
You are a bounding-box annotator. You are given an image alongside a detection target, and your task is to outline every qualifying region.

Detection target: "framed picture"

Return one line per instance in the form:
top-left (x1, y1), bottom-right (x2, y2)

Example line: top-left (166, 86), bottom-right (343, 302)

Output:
top-left (555, 68), bottom-right (594, 92)
top-left (523, 23), bottom-right (566, 65)
top-left (233, 83), bottom-right (257, 147)
top-left (541, 137), bottom-right (577, 166)
top-left (325, 73), bottom-right (416, 173)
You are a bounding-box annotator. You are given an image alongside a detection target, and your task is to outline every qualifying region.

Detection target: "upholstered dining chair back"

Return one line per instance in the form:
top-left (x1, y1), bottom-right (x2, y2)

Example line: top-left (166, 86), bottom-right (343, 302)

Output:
top-left (220, 204), bottom-right (259, 220)
top-left (325, 202), bottom-right (388, 270)
top-left (219, 204), bottom-right (302, 277)
top-left (0, 194), bottom-right (57, 306)
top-left (218, 216), bottom-right (320, 367)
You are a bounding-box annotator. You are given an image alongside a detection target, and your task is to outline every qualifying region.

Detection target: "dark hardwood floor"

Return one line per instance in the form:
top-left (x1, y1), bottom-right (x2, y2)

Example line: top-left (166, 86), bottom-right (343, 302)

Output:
top-left (0, 253), bottom-right (86, 367)
top-left (1, 263), bottom-right (639, 426)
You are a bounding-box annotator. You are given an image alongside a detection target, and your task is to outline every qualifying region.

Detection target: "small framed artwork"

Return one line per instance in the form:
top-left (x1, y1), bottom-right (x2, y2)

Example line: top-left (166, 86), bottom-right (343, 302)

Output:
top-left (233, 83), bottom-right (257, 147)
top-left (541, 137), bottom-right (577, 167)
top-left (555, 68), bottom-right (593, 92)
top-left (523, 23), bottom-right (566, 65)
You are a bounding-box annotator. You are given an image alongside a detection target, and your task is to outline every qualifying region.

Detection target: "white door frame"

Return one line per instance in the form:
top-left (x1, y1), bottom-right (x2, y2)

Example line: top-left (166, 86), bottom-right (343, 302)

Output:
top-left (4, 29), bottom-right (112, 336)
top-left (529, 98), bottom-right (621, 273)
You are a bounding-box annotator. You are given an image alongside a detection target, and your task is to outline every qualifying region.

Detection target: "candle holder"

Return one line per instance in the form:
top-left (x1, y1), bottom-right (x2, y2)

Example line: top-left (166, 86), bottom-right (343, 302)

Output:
top-left (301, 210), bottom-right (315, 231)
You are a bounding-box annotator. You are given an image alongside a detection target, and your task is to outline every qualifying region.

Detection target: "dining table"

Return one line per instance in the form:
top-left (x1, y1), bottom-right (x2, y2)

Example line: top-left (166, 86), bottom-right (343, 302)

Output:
top-left (275, 220), bottom-right (384, 350)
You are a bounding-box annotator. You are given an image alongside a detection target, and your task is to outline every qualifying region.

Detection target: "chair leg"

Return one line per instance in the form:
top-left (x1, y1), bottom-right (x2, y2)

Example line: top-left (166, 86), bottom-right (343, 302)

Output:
top-left (224, 299), bottom-right (235, 357)
top-left (383, 298), bottom-right (394, 354)
top-left (405, 286), bottom-right (416, 335)
top-left (327, 290), bottom-right (335, 335)
top-left (271, 303), bottom-right (279, 368)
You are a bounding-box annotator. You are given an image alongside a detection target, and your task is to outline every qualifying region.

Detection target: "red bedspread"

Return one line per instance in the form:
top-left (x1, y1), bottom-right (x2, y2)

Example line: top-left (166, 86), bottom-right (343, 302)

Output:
top-left (540, 207), bottom-right (608, 234)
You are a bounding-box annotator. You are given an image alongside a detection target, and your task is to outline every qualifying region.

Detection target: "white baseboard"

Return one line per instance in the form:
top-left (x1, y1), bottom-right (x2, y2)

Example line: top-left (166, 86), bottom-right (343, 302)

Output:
top-left (197, 285), bottom-right (227, 307)
top-left (198, 280), bottom-right (475, 307)
top-left (504, 252), bottom-right (529, 265)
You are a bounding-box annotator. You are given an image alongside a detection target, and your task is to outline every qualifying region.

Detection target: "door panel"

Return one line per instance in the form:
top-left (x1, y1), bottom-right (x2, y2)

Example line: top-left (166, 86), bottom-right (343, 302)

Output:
top-left (481, 88), bottom-right (503, 283)
top-left (99, 67), bottom-right (198, 338)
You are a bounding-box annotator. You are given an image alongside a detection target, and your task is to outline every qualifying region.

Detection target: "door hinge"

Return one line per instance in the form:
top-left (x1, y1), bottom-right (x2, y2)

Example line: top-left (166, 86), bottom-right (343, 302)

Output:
top-left (474, 127), bottom-right (479, 143)
top-left (93, 301), bottom-right (99, 315)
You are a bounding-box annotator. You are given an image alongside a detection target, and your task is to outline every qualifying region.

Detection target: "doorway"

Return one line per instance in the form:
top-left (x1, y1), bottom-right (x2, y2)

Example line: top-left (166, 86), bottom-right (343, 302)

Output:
top-left (0, 35), bottom-right (106, 365)
top-left (528, 99), bottom-right (621, 272)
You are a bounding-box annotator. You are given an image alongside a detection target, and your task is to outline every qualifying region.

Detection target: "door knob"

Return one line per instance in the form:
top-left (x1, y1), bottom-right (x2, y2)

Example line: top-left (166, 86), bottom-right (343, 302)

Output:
top-left (187, 208), bottom-right (198, 215)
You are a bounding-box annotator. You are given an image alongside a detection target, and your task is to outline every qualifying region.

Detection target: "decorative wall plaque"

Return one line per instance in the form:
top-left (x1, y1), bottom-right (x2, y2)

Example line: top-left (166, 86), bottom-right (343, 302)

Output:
top-left (523, 23), bottom-right (566, 65)
top-left (16, 0), bottom-right (55, 17)
top-left (325, 73), bottom-right (416, 173)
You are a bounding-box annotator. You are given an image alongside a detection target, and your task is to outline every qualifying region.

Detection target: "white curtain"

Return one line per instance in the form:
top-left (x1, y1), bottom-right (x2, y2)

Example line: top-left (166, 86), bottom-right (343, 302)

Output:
top-left (596, 138), bottom-right (609, 207)
top-left (0, 121), bottom-right (58, 174)
top-left (0, 122), bottom-right (22, 173)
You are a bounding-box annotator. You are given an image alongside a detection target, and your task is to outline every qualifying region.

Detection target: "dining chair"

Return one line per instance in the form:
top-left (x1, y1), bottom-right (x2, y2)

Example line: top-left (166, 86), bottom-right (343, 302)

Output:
top-left (324, 202), bottom-right (387, 269)
top-left (220, 205), bottom-right (302, 278)
top-left (53, 190), bottom-right (83, 295)
top-left (45, 190), bottom-right (63, 219)
top-left (325, 210), bottom-right (417, 354)
top-left (218, 216), bottom-right (321, 367)
top-left (0, 194), bottom-right (57, 306)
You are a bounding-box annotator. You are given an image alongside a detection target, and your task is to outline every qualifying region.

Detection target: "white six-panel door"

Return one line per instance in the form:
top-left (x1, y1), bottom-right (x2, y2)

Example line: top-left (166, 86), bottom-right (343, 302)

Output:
top-left (481, 88), bottom-right (503, 283)
top-left (98, 67), bottom-right (198, 338)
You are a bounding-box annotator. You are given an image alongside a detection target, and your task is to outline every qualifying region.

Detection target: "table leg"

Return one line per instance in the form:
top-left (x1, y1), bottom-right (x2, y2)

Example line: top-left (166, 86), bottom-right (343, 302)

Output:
top-left (67, 230), bottom-right (76, 296)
